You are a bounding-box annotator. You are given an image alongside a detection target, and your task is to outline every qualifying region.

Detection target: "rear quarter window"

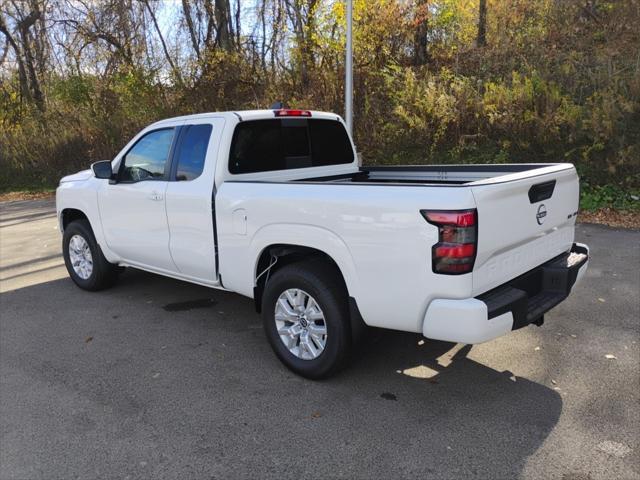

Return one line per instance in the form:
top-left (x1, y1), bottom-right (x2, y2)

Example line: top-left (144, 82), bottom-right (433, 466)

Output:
top-left (229, 118), bottom-right (353, 174)
top-left (174, 124), bottom-right (213, 181)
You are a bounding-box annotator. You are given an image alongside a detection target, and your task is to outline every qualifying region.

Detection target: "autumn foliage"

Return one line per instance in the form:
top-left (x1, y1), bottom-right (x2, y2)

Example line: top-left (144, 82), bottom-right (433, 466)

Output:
top-left (1, 0), bottom-right (638, 197)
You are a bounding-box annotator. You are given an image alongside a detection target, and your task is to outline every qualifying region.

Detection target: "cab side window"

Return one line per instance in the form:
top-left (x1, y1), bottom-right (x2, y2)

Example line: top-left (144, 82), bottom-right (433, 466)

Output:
top-left (119, 128), bottom-right (174, 182)
top-left (174, 124), bottom-right (213, 181)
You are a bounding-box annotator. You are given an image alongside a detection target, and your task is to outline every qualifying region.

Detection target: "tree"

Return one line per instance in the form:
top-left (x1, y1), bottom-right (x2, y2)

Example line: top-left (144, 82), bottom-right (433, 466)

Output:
top-left (477, 0), bottom-right (487, 47)
top-left (284, 0), bottom-right (318, 88)
top-left (0, 0), bottom-right (45, 110)
top-left (141, 0), bottom-right (182, 85)
top-left (414, 0), bottom-right (429, 65)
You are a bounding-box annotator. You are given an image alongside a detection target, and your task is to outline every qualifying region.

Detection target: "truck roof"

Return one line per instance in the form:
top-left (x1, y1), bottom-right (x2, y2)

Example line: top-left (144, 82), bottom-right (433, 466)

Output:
top-left (149, 109), bottom-right (343, 128)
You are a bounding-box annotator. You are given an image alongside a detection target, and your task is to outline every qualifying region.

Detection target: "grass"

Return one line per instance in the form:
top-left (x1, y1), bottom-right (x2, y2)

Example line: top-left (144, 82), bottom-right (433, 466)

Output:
top-left (580, 184), bottom-right (640, 212)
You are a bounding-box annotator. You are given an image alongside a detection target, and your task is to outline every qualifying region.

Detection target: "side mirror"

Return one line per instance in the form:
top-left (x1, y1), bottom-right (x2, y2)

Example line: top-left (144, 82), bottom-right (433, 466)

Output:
top-left (91, 160), bottom-right (113, 180)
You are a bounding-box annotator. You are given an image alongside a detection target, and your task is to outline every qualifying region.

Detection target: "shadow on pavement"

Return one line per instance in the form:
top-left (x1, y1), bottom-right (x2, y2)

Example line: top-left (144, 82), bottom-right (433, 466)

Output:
top-left (0, 269), bottom-right (562, 479)
top-left (0, 253), bottom-right (63, 273)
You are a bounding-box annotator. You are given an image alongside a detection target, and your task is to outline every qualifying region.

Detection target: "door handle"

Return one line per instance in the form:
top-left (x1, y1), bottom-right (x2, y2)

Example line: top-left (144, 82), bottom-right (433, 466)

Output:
top-left (149, 191), bottom-right (163, 201)
top-left (528, 180), bottom-right (556, 203)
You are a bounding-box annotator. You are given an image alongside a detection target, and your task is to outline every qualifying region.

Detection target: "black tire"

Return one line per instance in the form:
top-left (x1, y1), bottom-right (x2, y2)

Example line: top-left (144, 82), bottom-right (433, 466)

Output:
top-left (262, 260), bottom-right (352, 379)
top-left (62, 219), bottom-right (119, 291)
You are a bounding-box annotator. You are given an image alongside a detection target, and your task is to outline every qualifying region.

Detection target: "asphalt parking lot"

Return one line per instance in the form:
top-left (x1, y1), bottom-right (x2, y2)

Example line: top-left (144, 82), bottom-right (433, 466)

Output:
top-left (1, 198), bottom-right (638, 480)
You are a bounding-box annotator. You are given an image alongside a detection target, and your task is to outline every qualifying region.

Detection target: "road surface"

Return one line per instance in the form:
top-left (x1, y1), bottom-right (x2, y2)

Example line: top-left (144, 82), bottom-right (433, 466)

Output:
top-left (1, 198), bottom-right (638, 479)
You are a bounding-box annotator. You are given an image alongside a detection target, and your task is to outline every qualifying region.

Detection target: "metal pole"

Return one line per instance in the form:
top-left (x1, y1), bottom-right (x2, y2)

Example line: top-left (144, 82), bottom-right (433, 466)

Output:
top-left (345, 0), bottom-right (353, 136)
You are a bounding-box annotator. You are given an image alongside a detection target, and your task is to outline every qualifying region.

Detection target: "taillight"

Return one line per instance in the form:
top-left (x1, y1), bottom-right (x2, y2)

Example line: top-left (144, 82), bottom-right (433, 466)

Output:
top-left (421, 209), bottom-right (478, 275)
top-left (274, 109), bottom-right (312, 117)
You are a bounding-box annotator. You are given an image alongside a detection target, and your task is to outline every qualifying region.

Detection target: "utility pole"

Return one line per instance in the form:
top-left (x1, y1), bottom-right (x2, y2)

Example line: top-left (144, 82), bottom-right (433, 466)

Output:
top-left (345, 0), bottom-right (353, 136)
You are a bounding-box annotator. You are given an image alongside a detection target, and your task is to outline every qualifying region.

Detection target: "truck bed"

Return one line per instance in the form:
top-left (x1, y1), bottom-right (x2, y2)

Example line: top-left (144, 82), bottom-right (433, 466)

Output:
top-left (217, 160), bottom-right (580, 333)
top-left (298, 164), bottom-right (568, 186)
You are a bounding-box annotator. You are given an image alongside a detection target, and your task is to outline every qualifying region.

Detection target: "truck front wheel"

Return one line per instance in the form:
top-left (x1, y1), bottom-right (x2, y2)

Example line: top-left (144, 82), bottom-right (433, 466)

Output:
top-left (261, 261), bottom-right (352, 379)
top-left (62, 219), bottom-right (119, 291)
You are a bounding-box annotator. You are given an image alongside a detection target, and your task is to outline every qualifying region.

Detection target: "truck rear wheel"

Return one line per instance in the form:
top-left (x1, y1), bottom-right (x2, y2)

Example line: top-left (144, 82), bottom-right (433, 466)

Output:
top-left (62, 219), bottom-right (119, 291)
top-left (261, 261), bottom-right (352, 379)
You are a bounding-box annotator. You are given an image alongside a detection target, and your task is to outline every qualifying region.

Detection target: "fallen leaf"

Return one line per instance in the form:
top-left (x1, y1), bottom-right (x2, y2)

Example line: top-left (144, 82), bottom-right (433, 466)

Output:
top-left (579, 208), bottom-right (640, 229)
top-left (551, 379), bottom-right (557, 385)
top-left (605, 354), bottom-right (617, 359)
top-left (311, 412), bottom-right (321, 418)
top-left (84, 336), bottom-right (93, 343)
top-left (597, 440), bottom-right (632, 458)
top-left (598, 298), bottom-right (606, 303)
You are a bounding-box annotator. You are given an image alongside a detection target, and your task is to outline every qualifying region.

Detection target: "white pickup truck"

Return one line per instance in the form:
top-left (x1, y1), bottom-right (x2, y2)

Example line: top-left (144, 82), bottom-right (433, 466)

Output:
top-left (56, 108), bottom-right (589, 378)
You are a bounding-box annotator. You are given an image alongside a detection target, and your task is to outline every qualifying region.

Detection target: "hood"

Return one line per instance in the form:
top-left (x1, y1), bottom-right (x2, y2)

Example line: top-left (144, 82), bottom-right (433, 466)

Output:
top-left (59, 169), bottom-right (93, 184)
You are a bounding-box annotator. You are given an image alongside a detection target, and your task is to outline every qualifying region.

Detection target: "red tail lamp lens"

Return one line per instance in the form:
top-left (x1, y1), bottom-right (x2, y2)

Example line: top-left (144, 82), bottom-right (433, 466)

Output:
top-left (423, 211), bottom-right (476, 227)
top-left (421, 209), bottom-right (478, 275)
top-left (434, 243), bottom-right (476, 258)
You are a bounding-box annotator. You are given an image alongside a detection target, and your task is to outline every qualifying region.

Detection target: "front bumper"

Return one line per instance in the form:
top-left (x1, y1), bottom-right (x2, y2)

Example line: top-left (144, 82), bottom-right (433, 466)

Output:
top-left (422, 243), bottom-right (589, 344)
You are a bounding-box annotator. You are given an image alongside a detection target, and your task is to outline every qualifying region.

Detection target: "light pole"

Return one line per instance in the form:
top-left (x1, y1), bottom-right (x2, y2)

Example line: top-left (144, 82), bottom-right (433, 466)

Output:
top-left (345, 0), bottom-right (353, 136)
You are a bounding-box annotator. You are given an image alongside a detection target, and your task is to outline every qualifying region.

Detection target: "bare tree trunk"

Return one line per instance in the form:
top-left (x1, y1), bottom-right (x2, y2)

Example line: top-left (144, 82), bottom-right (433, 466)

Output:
top-left (477, 0), bottom-right (487, 47)
top-left (2, 3), bottom-right (45, 110)
top-left (259, 0), bottom-right (266, 70)
top-left (414, 0), bottom-right (429, 66)
top-left (182, 0), bottom-right (201, 60)
top-left (284, 0), bottom-right (317, 88)
top-left (141, 0), bottom-right (183, 85)
top-left (0, 37), bottom-right (8, 65)
top-left (302, 0), bottom-right (317, 87)
top-left (215, 0), bottom-right (234, 51)
top-left (19, 24), bottom-right (44, 109)
top-left (270, 0), bottom-right (283, 73)
top-left (0, 14), bottom-right (31, 103)
top-left (234, 0), bottom-right (241, 49)
top-left (115, 0), bottom-right (133, 62)
top-left (34, 1), bottom-right (48, 82)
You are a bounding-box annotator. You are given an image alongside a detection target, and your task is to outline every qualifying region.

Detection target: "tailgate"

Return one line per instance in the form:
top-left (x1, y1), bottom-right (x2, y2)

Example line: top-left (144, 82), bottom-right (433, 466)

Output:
top-left (470, 165), bottom-right (579, 295)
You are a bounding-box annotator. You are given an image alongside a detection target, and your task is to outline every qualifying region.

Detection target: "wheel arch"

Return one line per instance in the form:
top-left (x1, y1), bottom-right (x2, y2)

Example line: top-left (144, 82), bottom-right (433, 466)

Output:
top-left (58, 205), bottom-right (118, 264)
top-left (253, 242), bottom-right (367, 341)
top-left (60, 208), bottom-right (89, 231)
top-left (253, 244), bottom-right (344, 311)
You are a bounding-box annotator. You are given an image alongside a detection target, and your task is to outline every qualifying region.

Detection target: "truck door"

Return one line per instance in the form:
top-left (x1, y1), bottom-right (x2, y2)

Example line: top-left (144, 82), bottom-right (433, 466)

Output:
top-left (165, 118), bottom-right (225, 283)
top-left (98, 127), bottom-right (178, 272)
